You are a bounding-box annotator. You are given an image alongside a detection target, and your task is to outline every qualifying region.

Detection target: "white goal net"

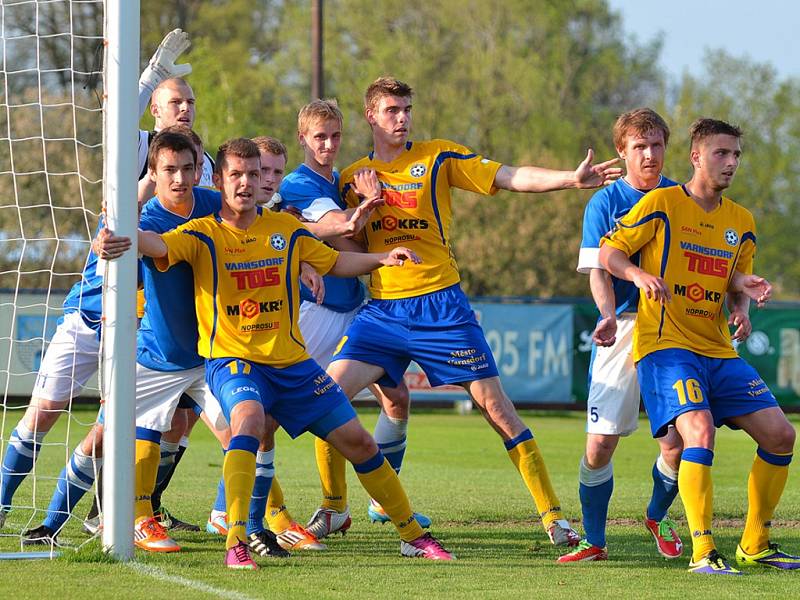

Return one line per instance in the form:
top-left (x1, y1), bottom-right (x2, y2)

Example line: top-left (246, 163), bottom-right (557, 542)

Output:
top-left (0, 0), bottom-right (106, 555)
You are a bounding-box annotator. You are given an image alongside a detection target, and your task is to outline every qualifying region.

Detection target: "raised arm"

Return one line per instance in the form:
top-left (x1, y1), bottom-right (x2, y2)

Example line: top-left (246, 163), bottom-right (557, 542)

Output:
top-left (138, 29), bottom-right (192, 117)
top-left (493, 149), bottom-right (622, 193)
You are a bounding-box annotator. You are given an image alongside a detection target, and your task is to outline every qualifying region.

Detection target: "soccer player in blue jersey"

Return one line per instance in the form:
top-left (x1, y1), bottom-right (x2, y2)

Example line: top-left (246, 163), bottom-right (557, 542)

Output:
top-left (0, 215), bottom-right (107, 530)
top-left (279, 99), bottom-right (430, 538)
top-left (132, 137), bottom-right (454, 569)
top-left (560, 109), bottom-right (685, 563)
top-left (600, 118), bottom-right (799, 574)
top-left (311, 76), bottom-right (622, 547)
top-left (20, 131), bottom-right (244, 553)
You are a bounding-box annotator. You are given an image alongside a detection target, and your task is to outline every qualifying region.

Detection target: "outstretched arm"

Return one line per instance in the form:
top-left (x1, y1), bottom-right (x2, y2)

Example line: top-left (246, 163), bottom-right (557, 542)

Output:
top-left (138, 229), bottom-right (167, 258)
top-left (494, 149), bottom-right (622, 193)
top-left (300, 197), bottom-right (383, 241)
top-left (328, 247), bottom-right (421, 278)
top-left (599, 245), bottom-right (671, 304)
top-left (138, 29), bottom-right (192, 117)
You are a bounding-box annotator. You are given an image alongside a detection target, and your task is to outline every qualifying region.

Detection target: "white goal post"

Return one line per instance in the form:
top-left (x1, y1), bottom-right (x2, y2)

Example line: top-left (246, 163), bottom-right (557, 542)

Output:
top-left (101, 0), bottom-right (139, 562)
top-left (0, 0), bottom-right (138, 562)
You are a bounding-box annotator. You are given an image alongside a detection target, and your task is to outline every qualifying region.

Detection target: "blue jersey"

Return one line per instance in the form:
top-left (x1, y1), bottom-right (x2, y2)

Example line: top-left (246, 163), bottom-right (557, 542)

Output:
top-left (62, 217), bottom-right (108, 336)
top-left (279, 164), bottom-right (365, 312)
top-left (137, 187), bottom-right (222, 371)
top-left (577, 176), bottom-right (677, 315)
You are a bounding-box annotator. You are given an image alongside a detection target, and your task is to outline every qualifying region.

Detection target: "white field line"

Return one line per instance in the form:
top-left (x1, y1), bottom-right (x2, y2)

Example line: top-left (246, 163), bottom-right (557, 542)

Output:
top-left (128, 562), bottom-right (258, 600)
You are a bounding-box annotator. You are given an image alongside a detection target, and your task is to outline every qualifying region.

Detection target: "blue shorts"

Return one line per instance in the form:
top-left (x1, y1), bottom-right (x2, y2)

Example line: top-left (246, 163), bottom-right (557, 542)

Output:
top-left (330, 284), bottom-right (499, 387)
top-left (637, 348), bottom-right (778, 437)
top-left (205, 357), bottom-right (357, 439)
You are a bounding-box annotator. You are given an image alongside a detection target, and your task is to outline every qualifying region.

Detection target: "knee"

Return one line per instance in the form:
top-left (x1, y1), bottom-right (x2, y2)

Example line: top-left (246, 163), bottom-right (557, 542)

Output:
top-left (769, 422), bottom-right (796, 455)
top-left (585, 437), bottom-right (616, 468)
top-left (658, 432), bottom-right (684, 469)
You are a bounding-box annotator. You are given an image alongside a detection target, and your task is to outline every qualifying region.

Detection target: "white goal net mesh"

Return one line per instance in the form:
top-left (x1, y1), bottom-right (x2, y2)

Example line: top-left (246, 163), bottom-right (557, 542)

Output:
top-left (0, 0), bottom-right (105, 553)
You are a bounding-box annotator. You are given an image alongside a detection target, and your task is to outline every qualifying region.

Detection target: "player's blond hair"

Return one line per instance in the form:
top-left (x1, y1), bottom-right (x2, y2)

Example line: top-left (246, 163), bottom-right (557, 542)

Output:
top-left (612, 108), bottom-right (670, 151)
top-left (214, 137), bottom-right (260, 175)
top-left (297, 99), bottom-right (343, 134)
top-left (364, 77), bottom-right (413, 111)
top-left (689, 118), bottom-right (742, 148)
top-left (252, 136), bottom-right (288, 162)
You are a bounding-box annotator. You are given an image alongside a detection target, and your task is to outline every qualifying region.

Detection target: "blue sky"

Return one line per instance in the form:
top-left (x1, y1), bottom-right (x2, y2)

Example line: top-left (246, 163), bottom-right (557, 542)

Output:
top-left (606, 0), bottom-right (799, 80)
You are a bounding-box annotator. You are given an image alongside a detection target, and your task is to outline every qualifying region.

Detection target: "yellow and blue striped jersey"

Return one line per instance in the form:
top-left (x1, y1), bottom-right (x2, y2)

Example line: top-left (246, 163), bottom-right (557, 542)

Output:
top-left (602, 185), bottom-right (756, 361)
top-left (340, 139), bottom-right (501, 299)
top-left (157, 208), bottom-right (339, 367)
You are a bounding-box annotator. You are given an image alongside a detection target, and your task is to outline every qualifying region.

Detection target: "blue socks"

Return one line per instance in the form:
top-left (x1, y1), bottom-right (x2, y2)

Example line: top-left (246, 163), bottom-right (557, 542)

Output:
top-left (646, 454), bottom-right (679, 522)
top-left (578, 457), bottom-right (613, 548)
top-left (246, 449), bottom-right (275, 536)
top-left (373, 412), bottom-right (407, 474)
top-left (1, 421), bottom-right (46, 508)
top-left (43, 448), bottom-right (101, 532)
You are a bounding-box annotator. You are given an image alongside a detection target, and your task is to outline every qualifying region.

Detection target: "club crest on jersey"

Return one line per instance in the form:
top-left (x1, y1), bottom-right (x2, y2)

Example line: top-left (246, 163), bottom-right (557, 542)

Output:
top-left (409, 163), bottom-right (426, 178)
top-left (724, 228), bottom-right (739, 247)
top-left (270, 233), bottom-right (287, 251)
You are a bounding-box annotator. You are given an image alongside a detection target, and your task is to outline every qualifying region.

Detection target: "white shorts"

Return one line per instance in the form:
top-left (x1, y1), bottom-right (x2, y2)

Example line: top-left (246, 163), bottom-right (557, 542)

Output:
top-left (298, 301), bottom-right (361, 370)
top-left (32, 312), bottom-right (100, 403)
top-left (586, 313), bottom-right (639, 436)
top-left (135, 363), bottom-right (227, 433)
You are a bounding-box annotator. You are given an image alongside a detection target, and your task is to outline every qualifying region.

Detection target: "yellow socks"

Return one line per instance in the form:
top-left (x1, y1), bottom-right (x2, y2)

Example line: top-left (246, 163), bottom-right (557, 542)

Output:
top-left (315, 437), bottom-right (348, 512)
top-left (505, 430), bottom-right (563, 529)
top-left (679, 448), bottom-right (715, 561)
top-left (354, 452), bottom-right (423, 542)
top-left (740, 449), bottom-right (792, 554)
top-left (224, 435), bottom-right (259, 550)
top-left (134, 433), bottom-right (161, 521)
top-left (265, 476), bottom-right (295, 532)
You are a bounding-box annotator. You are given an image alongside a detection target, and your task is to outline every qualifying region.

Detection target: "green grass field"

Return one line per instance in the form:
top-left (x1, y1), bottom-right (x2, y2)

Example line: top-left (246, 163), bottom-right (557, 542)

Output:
top-left (1, 408), bottom-right (799, 599)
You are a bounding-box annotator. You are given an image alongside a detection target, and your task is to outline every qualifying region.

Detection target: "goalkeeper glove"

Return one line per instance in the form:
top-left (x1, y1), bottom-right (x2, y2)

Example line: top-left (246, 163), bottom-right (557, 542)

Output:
top-left (138, 29), bottom-right (192, 116)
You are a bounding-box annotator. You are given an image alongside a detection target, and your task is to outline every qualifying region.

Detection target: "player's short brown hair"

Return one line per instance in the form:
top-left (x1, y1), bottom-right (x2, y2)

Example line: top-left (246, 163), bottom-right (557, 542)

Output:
top-left (252, 136), bottom-right (288, 162)
top-left (297, 99), bottom-right (343, 134)
top-left (612, 108), bottom-right (670, 151)
top-left (214, 137), bottom-right (260, 175)
top-left (689, 118), bottom-right (742, 148)
top-left (160, 125), bottom-right (203, 149)
top-left (147, 130), bottom-right (197, 171)
top-left (364, 77), bottom-right (413, 111)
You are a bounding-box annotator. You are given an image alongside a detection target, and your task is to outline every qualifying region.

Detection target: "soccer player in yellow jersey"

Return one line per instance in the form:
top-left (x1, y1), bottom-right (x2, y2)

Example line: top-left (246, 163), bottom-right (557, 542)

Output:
top-left (311, 76), bottom-right (622, 547)
top-left (136, 137), bottom-right (454, 569)
top-left (600, 118), bottom-right (798, 575)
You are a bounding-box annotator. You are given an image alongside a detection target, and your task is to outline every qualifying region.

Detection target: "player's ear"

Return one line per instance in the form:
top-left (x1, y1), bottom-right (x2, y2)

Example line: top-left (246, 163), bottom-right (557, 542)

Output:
top-left (365, 107), bottom-right (375, 126)
top-left (689, 147), bottom-right (701, 170)
top-left (212, 171), bottom-right (222, 190)
top-left (148, 167), bottom-right (157, 184)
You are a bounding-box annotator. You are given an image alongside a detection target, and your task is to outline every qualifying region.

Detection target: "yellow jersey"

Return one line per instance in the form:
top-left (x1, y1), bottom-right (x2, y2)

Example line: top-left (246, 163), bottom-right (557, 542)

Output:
top-left (602, 185), bottom-right (755, 361)
top-left (157, 209), bottom-right (339, 367)
top-left (340, 139), bottom-right (501, 299)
